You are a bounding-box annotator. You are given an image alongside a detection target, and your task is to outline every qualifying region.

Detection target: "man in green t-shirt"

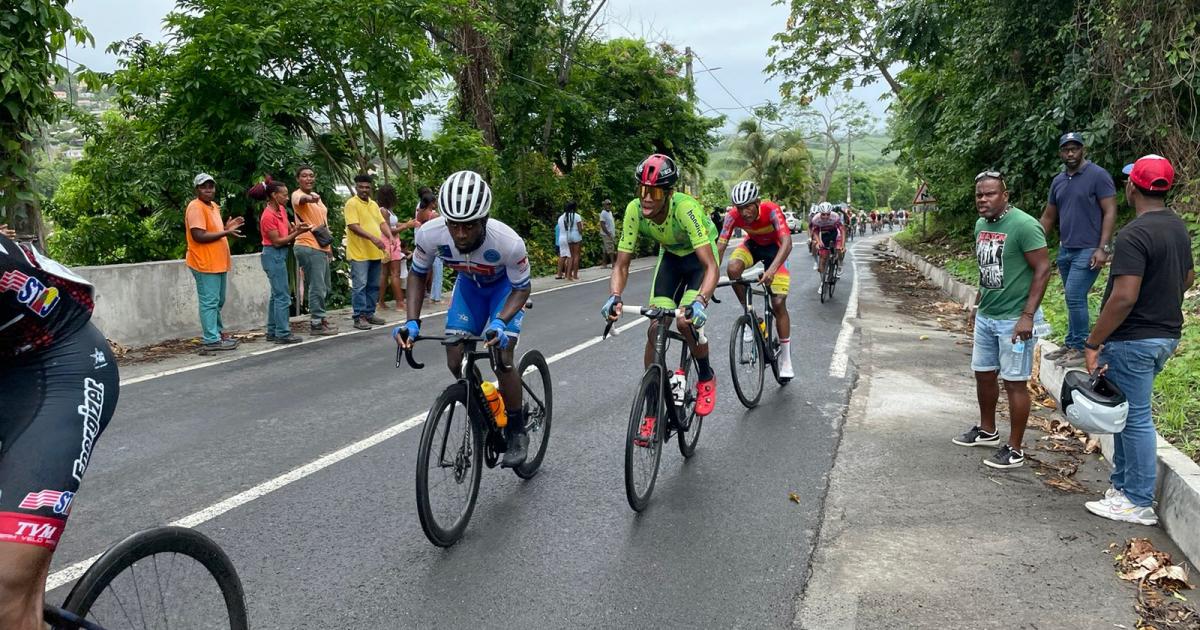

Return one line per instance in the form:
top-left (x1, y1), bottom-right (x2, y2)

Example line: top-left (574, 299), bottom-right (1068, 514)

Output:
top-left (601, 154), bottom-right (720, 428)
top-left (952, 172), bottom-right (1052, 470)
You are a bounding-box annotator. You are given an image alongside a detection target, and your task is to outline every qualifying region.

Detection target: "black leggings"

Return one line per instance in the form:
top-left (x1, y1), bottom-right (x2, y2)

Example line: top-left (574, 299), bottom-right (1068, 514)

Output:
top-left (0, 322), bottom-right (119, 550)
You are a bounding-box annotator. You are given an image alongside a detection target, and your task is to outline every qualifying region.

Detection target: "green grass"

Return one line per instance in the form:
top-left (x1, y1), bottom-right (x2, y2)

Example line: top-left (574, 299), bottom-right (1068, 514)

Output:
top-left (894, 226), bottom-right (1200, 462)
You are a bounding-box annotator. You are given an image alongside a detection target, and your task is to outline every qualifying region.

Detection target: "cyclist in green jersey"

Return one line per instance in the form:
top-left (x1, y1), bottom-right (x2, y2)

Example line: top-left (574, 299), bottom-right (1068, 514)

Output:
top-left (601, 154), bottom-right (720, 417)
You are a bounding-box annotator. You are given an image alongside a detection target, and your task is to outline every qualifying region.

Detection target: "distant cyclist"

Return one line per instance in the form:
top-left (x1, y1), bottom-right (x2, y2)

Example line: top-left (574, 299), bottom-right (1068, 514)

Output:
top-left (0, 225), bottom-right (119, 629)
top-left (809, 203), bottom-right (846, 291)
top-left (395, 171), bottom-right (533, 468)
top-left (717, 181), bottom-right (794, 379)
top-left (602, 154), bottom-right (720, 436)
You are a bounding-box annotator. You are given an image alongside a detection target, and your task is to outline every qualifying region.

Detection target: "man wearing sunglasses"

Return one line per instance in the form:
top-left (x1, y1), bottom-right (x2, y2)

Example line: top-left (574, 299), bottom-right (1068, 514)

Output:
top-left (717, 180), bottom-right (795, 380)
top-left (809, 202), bottom-right (845, 287)
top-left (602, 153), bottom-right (721, 425)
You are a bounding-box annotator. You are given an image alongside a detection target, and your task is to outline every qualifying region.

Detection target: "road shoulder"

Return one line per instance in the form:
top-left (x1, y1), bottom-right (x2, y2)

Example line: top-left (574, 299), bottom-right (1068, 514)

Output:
top-left (796, 245), bottom-right (1193, 629)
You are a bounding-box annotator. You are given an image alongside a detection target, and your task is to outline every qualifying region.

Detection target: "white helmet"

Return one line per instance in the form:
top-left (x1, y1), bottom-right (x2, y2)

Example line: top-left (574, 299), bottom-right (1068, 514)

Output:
top-left (730, 180), bottom-right (760, 206)
top-left (816, 201), bottom-right (834, 214)
top-left (1060, 371), bottom-right (1129, 434)
top-left (438, 170), bottom-right (492, 222)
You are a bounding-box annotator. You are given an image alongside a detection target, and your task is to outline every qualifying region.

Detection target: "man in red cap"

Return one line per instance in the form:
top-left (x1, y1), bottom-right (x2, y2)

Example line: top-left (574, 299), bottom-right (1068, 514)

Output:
top-left (1082, 154), bottom-right (1194, 525)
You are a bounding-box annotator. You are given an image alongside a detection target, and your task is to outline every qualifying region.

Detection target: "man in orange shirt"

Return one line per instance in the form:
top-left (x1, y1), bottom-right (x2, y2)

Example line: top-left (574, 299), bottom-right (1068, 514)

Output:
top-left (292, 165), bottom-right (337, 335)
top-left (186, 173), bottom-right (245, 350)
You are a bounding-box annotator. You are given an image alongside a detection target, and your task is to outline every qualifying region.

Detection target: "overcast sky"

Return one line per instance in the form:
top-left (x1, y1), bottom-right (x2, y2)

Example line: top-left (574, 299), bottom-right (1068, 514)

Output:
top-left (65, 0), bottom-right (892, 132)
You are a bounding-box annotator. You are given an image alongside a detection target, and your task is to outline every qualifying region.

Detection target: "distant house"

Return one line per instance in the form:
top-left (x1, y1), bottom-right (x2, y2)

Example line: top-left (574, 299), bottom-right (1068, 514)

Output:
top-left (65, 148), bottom-right (84, 160)
top-left (53, 90), bottom-right (68, 100)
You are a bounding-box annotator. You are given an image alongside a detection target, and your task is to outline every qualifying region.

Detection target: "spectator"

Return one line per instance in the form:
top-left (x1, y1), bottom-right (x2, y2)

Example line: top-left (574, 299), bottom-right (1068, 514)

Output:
top-left (376, 184), bottom-right (417, 311)
top-left (291, 165), bottom-right (337, 335)
top-left (258, 180), bottom-right (310, 344)
top-left (1040, 132), bottom-right (1118, 368)
top-left (710, 205), bottom-right (725, 231)
top-left (554, 221), bottom-right (567, 279)
top-left (1083, 155), bottom-right (1194, 525)
top-left (185, 173), bottom-right (245, 351)
top-left (344, 173), bottom-right (388, 330)
top-left (414, 187), bottom-right (444, 304)
top-left (600, 199), bottom-right (617, 269)
top-left (558, 201), bottom-right (583, 280)
top-left (953, 171), bottom-right (1051, 470)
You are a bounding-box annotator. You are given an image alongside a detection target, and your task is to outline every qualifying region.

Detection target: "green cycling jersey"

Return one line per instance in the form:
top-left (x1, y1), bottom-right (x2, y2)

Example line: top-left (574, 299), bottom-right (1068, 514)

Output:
top-left (617, 192), bottom-right (717, 257)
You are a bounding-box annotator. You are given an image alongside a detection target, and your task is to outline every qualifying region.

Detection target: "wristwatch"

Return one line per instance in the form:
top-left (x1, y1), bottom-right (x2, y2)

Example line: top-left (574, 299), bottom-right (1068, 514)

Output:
top-left (1084, 340), bottom-right (1102, 351)
top-left (1101, 242), bottom-right (1114, 255)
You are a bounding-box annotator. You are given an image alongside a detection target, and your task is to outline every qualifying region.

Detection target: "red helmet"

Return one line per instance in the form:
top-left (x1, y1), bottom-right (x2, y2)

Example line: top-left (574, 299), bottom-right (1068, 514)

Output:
top-left (635, 154), bottom-right (678, 188)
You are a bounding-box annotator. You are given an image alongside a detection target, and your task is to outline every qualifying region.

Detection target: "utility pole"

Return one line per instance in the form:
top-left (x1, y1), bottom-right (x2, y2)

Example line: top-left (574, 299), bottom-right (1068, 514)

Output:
top-left (684, 47), bottom-right (695, 104)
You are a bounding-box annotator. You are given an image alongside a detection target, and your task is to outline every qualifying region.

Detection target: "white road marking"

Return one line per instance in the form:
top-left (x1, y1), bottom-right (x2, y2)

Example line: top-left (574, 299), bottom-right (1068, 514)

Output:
top-left (119, 264), bottom-right (655, 386)
top-left (829, 238), bottom-right (870, 378)
top-left (47, 313), bottom-right (649, 592)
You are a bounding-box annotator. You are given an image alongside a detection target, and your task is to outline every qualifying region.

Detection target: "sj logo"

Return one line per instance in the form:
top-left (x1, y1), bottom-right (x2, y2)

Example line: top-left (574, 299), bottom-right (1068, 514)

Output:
top-left (0, 270), bottom-right (60, 317)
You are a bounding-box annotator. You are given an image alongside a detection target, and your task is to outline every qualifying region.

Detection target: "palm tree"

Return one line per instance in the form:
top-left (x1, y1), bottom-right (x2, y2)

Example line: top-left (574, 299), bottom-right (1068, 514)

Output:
top-left (732, 119), bottom-right (814, 209)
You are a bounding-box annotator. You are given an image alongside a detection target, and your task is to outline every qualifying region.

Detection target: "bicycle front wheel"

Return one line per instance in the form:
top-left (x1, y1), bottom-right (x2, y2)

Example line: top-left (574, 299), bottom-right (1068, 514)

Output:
top-left (729, 314), bottom-right (764, 408)
top-left (515, 350), bottom-right (553, 480)
top-left (415, 383), bottom-right (483, 547)
top-left (625, 367), bottom-right (665, 512)
top-left (61, 526), bottom-right (248, 629)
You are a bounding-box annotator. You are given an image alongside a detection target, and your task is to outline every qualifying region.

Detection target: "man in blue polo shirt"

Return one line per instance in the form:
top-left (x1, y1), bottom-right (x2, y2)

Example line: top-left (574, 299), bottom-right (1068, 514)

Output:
top-left (1040, 132), bottom-right (1117, 368)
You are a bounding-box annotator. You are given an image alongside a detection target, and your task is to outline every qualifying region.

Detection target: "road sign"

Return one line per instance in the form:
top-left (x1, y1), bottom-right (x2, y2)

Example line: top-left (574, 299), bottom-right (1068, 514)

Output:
top-left (913, 182), bottom-right (937, 205)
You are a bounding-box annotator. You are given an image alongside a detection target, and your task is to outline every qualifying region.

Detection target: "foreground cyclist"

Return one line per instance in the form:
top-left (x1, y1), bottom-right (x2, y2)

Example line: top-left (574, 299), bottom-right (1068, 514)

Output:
top-left (395, 171), bottom-right (533, 467)
top-left (602, 154), bottom-right (720, 427)
top-left (0, 225), bottom-right (119, 630)
top-left (809, 202), bottom-right (846, 291)
top-left (716, 181), bottom-right (794, 379)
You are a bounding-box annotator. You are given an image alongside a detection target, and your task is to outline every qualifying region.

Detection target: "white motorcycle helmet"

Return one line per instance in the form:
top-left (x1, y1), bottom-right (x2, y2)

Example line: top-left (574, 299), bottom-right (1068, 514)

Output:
top-left (1060, 371), bottom-right (1129, 434)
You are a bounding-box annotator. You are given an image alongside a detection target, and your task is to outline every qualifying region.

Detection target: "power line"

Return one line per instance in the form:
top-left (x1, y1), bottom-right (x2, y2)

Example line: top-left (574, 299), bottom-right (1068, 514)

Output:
top-left (689, 51), bottom-right (758, 120)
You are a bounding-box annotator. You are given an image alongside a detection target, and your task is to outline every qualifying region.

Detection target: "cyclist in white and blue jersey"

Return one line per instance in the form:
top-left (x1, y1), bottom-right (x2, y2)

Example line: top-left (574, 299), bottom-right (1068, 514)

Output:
top-left (395, 171), bottom-right (533, 466)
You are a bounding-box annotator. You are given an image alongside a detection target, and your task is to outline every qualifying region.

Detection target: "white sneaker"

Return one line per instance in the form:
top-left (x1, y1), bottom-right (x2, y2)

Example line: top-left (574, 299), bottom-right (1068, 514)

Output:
top-left (812, 262), bottom-right (818, 270)
top-left (778, 347), bottom-right (794, 379)
top-left (1085, 492), bottom-right (1158, 525)
top-left (1097, 487), bottom-right (1123, 507)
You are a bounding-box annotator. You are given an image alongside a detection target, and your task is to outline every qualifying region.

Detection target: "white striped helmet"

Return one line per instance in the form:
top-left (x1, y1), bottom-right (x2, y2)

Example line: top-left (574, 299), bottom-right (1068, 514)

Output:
top-left (438, 170), bottom-right (492, 222)
top-left (730, 180), bottom-right (760, 206)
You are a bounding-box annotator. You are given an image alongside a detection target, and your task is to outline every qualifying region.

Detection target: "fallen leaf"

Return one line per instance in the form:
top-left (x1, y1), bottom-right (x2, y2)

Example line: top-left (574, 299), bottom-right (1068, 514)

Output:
top-left (1043, 476), bottom-right (1088, 493)
top-left (1172, 592), bottom-right (1188, 602)
top-left (919, 335), bottom-right (930, 340)
top-left (788, 492), bottom-right (801, 504)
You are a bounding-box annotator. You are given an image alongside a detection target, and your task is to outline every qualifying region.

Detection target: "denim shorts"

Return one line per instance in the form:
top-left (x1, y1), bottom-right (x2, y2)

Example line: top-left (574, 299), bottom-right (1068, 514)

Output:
top-left (972, 310), bottom-right (1048, 381)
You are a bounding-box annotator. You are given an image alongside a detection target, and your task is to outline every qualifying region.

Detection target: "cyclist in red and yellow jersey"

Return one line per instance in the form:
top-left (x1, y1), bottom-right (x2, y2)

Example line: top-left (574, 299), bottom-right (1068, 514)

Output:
top-left (717, 181), bottom-right (794, 379)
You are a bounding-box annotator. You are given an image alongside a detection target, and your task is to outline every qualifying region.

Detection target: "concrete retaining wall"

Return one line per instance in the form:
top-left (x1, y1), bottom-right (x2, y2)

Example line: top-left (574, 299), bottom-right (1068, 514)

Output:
top-left (888, 238), bottom-right (1200, 567)
top-left (75, 254), bottom-right (270, 348)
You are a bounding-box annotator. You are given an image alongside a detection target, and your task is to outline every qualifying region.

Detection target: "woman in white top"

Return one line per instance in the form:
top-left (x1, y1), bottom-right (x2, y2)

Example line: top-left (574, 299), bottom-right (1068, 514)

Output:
top-left (557, 201), bottom-right (584, 280)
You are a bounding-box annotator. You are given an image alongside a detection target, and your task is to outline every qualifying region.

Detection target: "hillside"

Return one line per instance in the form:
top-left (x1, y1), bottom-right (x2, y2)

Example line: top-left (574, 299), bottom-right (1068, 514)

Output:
top-left (705, 132), bottom-right (896, 187)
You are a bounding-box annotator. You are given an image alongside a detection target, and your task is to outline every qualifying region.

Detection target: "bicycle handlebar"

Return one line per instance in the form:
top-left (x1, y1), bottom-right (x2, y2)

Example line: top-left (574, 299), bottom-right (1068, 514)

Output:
top-left (395, 332), bottom-right (512, 373)
top-left (601, 304), bottom-right (707, 345)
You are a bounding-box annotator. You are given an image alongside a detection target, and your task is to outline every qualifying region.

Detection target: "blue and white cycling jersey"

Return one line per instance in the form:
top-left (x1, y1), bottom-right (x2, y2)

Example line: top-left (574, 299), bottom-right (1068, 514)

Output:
top-left (411, 217), bottom-right (531, 290)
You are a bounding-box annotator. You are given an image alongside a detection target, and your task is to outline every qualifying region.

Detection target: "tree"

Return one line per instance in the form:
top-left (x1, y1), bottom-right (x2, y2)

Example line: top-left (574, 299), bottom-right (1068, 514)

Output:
top-left (1, 0), bottom-right (90, 245)
top-left (766, 0), bottom-right (901, 99)
top-left (731, 119), bottom-right (815, 209)
top-left (794, 96), bottom-right (875, 202)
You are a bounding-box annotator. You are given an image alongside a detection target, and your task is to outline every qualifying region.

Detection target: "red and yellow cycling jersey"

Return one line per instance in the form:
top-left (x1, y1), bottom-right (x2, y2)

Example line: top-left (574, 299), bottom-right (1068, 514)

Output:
top-left (717, 200), bottom-right (789, 248)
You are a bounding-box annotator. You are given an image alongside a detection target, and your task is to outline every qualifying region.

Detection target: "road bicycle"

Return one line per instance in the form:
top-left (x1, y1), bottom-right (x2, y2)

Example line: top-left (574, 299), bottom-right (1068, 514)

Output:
top-left (819, 247), bottom-right (843, 304)
top-left (719, 274), bottom-right (790, 409)
top-left (397, 326), bottom-right (552, 547)
top-left (602, 306), bottom-right (704, 512)
top-left (44, 526), bottom-right (248, 629)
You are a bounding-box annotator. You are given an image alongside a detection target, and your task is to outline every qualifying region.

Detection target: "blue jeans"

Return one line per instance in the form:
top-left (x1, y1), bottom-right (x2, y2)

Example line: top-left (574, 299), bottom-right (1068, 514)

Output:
top-left (350, 259), bottom-right (381, 318)
top-left (261, 247), bottom-right (292, 337)
top-left (1057, 247), bottom-right (1101, 349)
top-left (1103, 338), bottom-right (1178, 507)
top-left (430, 257), bottom-right (444, 301)
top-left (190, 269), bottom-right (227, 344)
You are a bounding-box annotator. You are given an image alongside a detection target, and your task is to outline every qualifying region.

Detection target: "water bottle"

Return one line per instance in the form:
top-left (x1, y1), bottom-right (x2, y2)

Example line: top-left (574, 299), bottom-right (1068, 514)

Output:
top-left (1012, 339), bottom-right (1026, 354)
top-left (759, 320), bottom-right (767, 338)
top-left (669, 370), bottom-right (687, 407)
top-left (481, 381), bottom-right (507, 427)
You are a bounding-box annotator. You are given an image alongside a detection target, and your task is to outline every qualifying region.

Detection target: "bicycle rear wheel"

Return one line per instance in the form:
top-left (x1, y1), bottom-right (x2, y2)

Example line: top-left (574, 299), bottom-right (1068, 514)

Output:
top-left (677, 345), bottom-right (703, 458)
top-left (624, 367), bottom-right (665, 512)
top-left (515, 350), bottom-right (553, 480)
top-left (415, 383), bottom-right (483, 547)
top-left (60, 526), bottom-right (248, 629)
top-left (728, 313), bottom-right (764, 408)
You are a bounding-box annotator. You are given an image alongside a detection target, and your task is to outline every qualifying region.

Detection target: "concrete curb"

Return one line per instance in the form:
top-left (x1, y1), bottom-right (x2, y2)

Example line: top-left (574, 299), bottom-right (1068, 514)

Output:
top-left (888, 237), bottom-right (1200, 568)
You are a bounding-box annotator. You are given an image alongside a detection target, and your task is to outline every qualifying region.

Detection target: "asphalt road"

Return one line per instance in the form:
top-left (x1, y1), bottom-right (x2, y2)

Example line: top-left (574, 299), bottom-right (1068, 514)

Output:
top-left (47, 234), bottom-right (876, 628)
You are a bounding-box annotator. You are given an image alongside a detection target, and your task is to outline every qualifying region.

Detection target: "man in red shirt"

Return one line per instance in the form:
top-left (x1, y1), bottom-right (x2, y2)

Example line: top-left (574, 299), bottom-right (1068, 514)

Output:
top-left (717, 180), bottom-right (794, 380)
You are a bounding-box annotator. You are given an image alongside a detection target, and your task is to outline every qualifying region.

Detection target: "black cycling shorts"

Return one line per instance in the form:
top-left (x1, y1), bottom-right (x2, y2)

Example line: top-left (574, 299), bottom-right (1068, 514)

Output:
top-left (0, 322), bottom-right (118, 550)
top-left (650, 249), bottom-right (707, 309)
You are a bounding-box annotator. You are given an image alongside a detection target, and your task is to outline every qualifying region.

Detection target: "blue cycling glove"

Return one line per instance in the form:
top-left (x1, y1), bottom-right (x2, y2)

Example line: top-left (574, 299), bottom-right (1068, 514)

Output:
top-left (484, 317), bottom-right (510, 349)
top-left (393, 319), bottom-right (420, 342)
top-left (688, 300), bottom-right (708, 329)
top-left (601, 293), bottom-right (622, 319)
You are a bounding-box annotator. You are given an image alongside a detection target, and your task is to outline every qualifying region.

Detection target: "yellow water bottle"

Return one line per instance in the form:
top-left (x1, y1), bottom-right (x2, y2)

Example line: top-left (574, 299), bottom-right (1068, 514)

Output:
top-left (759, 320), bottom-right (767, 337)
top-left (481, 381), bottom-right (507, 427)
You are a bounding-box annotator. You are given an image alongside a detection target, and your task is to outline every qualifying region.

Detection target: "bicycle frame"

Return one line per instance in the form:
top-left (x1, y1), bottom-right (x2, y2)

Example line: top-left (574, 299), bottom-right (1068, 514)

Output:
top-left (719, 275), bottom-right (779, 366)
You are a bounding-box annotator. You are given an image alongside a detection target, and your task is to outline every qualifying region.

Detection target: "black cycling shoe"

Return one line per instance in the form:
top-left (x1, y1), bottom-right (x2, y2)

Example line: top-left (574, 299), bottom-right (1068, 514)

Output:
top-left (501, 430), bottom-right (528, 468)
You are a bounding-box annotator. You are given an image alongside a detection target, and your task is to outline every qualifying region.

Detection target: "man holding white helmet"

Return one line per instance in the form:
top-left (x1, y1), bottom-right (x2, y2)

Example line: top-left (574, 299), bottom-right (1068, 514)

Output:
top-left (396, 170), bottom-right (534, 467)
